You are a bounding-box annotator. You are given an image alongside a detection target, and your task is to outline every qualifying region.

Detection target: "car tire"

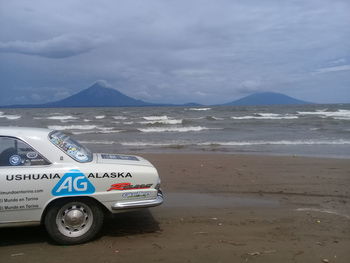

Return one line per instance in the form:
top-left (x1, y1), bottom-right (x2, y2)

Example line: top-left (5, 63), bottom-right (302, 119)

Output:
top-left (44, 198), bottom-right (104, 245)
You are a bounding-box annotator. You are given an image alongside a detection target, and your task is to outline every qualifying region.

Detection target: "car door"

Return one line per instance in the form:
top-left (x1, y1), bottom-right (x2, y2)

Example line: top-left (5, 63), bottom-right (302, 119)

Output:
top-left (0, 136), bottom-right (55, 224)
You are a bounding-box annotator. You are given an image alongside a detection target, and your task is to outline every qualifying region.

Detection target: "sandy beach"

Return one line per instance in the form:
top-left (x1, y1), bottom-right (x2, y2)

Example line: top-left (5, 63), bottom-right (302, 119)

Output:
top-left (0, 153), bottom-right (349, 263)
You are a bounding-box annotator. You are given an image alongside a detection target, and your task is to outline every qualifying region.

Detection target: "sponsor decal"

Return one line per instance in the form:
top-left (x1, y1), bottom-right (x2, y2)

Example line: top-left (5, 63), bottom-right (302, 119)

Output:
top-left (29, 158), bottom-right (46, 163)
top-left (9, 155), bottom-right (22, 166)
top-left (0, 189), bottom-right (43, 195)
top-left (88, 172), bottom-right (132, 178)
top-left (0, 204), bottom-right (39, 211)
top-left (6, 172), bottom-right (132, 182)
top-left (0, 191), bottom-right (43, 212)
top-left (6, 173), bottom-right (60, 181)
top-left (107, 183), bottom-right (152, 191)
top-left (52, 169), bottom-right (95, 196)
top-left (101, 154), bottom-right (139, 161)
top-left (5, 172), bottom-right (131, 181)
top-left (122, 191), bottom-right (151, 199)
top-left (26, 152), bottom-right (38, 159)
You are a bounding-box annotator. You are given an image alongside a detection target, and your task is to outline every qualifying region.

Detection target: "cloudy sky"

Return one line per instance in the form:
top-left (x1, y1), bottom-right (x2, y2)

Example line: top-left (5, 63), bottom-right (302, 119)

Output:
top-left (0, 0), bottom-right (349, 105)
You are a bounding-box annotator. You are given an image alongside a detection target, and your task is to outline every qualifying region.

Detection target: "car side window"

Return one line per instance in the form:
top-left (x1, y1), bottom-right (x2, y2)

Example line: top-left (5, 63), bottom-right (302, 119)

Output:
top-left (0, 137), bottom-right (50, 166)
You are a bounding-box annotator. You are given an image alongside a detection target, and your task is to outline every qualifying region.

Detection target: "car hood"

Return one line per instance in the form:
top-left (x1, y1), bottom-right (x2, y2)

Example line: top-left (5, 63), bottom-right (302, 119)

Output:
top-left (95, 153), bottom-right (154, 167)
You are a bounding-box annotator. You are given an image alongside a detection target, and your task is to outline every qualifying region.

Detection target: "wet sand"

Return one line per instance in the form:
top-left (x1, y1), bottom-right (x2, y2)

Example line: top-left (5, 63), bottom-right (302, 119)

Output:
top-left (0, 153), bottom-right (349, 262)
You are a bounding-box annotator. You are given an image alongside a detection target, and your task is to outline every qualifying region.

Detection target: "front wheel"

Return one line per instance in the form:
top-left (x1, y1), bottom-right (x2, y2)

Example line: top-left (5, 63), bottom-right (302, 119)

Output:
top-left (44, 199), bottom-right (104, 245)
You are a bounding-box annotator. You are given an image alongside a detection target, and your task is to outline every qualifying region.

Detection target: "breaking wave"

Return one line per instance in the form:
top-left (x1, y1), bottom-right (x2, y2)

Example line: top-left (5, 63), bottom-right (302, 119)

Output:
top-left (113, 116), bottom-right (128, 120)
top-left (140, 119), bottom-right (183, 125)
top-left (47, 115), bottom-right (78, 121)
top-left (80, 139), bottom-right (350, 147)
top-left (143, 116), bottom-right (169, 121)
top-left (140, 116), bottom-right (189, 125)
top-left (231, 113), bottom-right (298, 120)
top-left (48, 125), bottom-right (97, 130)
top-left (121, 142), bottom-right (179, 146)
top-left (80, 140), bottom-right (118, 145)
top-left (198, 139), bottom-right (350, 146)
top-left (0, 112), bottom-right (21, 120)
top-left (72, 129), bottom-right (122, 135)
top-left (82, 141), bottom-right (176, 146)
top-left (138, 126), bottom-right (216, 133)
top-left (297, 109), bottom-right (350, 120)
top-left (187, 108), bottom-right (212, 111)
top-left (48, 125), bottom-right (122, 134)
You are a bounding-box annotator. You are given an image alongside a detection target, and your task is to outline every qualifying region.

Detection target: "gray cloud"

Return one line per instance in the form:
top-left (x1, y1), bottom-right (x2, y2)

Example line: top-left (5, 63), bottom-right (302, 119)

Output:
top-left (0, 0), bottom-right (349, 105)
top-left (0, 35), bottom-right (107, 58)
top-left (314, 65), bottom-right (350, 74)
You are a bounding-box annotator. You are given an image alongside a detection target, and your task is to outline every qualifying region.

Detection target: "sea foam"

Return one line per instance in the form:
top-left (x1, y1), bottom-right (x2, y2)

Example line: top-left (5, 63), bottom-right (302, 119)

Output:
top-left (231, 113), bottom-right (298, 120)
top-left (298, 109), bottom-right (350, 120)
top-left (187, 108), bottom-right (212, 111)
top-left (113, 116), bottom-right (128, 120)
top-left (199, 139), bottom-right (350, 146)
top-left (48, 125), bottom-right (97, 130)
top-left (140, 119), bottom-right (183, 125)
top-left (0, 112), bottom-right (21, 120)
top-left (138, 126), bottom-right (214, 133)
top-left (47, 115), bottom-right (78, 121)
top-left (143, 116), bottom-right (169, 121)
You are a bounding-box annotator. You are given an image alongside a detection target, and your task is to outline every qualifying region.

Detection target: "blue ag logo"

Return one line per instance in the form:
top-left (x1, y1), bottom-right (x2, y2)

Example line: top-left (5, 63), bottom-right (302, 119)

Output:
top-left (52, 169), bottom-right (95, 196)
top-left (9, 155), bottom-right (22, 166)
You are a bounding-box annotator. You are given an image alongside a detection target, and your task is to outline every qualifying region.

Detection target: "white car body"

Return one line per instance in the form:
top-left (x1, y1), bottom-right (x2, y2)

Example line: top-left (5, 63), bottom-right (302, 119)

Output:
top-left (0, 127), bottom-right (163, 243)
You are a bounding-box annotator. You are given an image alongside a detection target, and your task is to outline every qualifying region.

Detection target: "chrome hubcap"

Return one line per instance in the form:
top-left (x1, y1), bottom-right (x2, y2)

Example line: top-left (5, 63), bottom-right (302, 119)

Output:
top-left (64, 209), bottom-right (85, 228)
top-left (56, 202), bottom-right (93, 238)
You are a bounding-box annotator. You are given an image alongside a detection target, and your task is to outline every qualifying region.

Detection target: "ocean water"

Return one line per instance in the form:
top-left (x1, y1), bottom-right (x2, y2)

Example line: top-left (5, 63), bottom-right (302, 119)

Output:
top-left (0, 104), bottom-right (350, 158)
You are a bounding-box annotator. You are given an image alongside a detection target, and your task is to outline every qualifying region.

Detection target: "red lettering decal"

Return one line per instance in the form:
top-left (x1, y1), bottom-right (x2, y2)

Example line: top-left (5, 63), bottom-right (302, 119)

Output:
top-left (107, 183), bottom-right (152, 191)
top-left (107, 183), bottom-right (131, 191)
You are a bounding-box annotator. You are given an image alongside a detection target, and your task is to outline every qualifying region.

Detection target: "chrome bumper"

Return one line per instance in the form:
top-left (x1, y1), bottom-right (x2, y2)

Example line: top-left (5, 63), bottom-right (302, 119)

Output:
top-left (111, 192), bottom-right (164, 210)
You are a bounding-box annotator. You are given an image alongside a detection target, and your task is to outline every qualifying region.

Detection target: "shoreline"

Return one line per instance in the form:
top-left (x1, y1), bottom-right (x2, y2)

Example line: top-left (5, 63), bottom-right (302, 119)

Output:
top-left (137, 150), bottom-right (350, 159)
top-left (88, 144), bottom-right (350, 160)
top-left (140, 153), bottom-right (350, 195)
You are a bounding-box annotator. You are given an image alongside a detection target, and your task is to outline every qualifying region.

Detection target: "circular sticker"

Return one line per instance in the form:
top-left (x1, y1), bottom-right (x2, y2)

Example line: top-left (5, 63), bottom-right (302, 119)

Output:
top-left (9, 155), bottom-right (22, 166)
top-left (26, 151), bottom-right (38, 159)
top-left (75, 152), bottom-right (88, 162)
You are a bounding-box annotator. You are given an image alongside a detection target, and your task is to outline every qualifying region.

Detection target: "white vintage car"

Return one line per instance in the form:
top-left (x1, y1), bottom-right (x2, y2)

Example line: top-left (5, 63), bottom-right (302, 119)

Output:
top-left (0, 127), bottom-right (163, 244)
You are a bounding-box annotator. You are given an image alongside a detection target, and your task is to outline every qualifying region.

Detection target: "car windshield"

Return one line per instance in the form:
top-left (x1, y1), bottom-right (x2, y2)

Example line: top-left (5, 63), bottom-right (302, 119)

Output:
top-left (49, 131), bottom-right (93, 163)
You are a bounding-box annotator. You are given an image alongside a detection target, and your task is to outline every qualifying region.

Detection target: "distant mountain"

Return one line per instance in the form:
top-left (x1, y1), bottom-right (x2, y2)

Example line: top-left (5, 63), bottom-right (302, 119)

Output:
top-left (1, 84), bottom-right (311, 109)
top-left (223, 92), bottom-right (311, 106)
top-left (41, 82), bottom-right (153, 107)
top-left (2, 82), bottom-right (205, 108)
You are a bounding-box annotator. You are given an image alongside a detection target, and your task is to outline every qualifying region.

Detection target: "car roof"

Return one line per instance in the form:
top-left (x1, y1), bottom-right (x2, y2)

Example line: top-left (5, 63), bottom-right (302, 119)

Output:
top-left (0, 126), bottom-right (79, 164)
top-left (0, 126), bottom-right (53, 139)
